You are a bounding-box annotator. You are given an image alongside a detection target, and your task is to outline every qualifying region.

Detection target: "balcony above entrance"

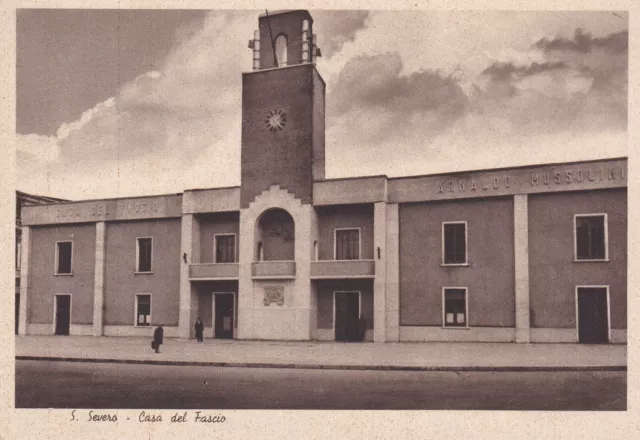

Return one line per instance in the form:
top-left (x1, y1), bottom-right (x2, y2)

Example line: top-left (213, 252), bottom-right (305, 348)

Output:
top-left (252, 261), bottom-right (296, 279)
top-left (310, 260), bottom-right (375, 279)
top-left (189, 263), bottom-right (239, 280)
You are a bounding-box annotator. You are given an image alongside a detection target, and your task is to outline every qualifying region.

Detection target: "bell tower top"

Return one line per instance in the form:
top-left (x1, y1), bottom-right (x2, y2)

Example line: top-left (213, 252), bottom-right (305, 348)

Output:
top-left (249, 10), bottom-right (321, 70)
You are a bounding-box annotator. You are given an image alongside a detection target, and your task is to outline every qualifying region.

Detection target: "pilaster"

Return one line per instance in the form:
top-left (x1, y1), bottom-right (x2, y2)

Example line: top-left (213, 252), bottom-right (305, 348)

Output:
top-left (18, 226), bottom-right (30, 335)
top-left (92, 222), bottom-right (106, 336)
top-left (179, 214), bottom-right (195, 339)
top-left (373, 202), bottom-right (387, 342)
top-left (514, 194), bottom-right (530, 343)
top-left (385, 204), bottom-right (400, 341)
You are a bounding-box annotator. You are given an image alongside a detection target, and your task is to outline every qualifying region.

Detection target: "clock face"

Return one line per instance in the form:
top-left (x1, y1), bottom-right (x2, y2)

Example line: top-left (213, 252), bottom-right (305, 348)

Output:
top-left (265, 109), bottom-right (287, 132)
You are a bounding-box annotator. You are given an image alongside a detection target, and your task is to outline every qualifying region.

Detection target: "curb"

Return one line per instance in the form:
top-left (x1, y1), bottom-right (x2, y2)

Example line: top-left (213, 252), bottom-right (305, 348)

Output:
top-left (15, 356), bottom-right (627, 372)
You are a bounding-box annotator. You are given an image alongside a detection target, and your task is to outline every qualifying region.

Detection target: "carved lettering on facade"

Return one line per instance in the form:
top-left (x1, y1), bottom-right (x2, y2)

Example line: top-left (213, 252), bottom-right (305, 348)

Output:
top-left (436, 165), bottom-right (625, 196)
top-left (119, 201), bottom-right (161, 215)
top-left (531, 166), bottom-right (624, 187)
top-left (263, 286), bottom-right (285, 306)
top-left (91, 204), bottom-right (108, 216)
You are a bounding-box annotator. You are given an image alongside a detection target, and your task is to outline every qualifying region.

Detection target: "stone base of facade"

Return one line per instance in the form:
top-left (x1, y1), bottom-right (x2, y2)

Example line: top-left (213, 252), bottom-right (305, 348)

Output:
top-left (103, 325), bottom-right (181, 338)
top-left (399, 326), bottom-right (516, 342)
top-left (26, 323), bottom-right (93, 336)
top-left (313, 328), bottom-right (374, 342)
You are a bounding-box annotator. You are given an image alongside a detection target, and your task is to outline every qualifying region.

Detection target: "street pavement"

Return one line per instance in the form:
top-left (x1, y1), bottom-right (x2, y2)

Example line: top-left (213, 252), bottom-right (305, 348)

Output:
top-left (15, 360), bottom-right (626, 410)
top-left (15, 335), bottom-right (627, 370)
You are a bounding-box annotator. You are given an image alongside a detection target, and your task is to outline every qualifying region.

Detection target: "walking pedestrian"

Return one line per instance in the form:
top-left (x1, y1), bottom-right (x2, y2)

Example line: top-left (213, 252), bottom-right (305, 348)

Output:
top-left (153, 325), bottom-right (164, 353)
top-left (195, 317), bottom-right (204, 343)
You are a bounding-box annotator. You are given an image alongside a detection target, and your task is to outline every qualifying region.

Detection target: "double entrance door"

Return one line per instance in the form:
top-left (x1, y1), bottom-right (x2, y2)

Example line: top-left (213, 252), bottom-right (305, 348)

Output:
top-left (213, 293), bottom-right (235, 339)
top-left (335, 291), bottom-right (362, 342)
top-left (577, 287), bottom-right (609, 344)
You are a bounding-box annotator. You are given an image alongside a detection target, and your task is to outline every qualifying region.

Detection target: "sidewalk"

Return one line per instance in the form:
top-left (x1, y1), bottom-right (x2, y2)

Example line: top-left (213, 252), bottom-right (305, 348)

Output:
top-left (15, 335), bottom-right (626, 371)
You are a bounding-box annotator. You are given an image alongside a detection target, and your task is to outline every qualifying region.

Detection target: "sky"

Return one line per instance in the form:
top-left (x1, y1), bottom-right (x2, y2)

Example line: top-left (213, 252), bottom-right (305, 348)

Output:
top-left (16, 9), bottom-right (628, 200)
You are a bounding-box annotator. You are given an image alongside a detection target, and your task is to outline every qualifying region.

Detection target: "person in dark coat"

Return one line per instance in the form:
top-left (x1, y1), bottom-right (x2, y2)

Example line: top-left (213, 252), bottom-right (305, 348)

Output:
top-left (195, 317), bottom-right (204, 343)
top-left (153, 325), bottom-right (164, 353)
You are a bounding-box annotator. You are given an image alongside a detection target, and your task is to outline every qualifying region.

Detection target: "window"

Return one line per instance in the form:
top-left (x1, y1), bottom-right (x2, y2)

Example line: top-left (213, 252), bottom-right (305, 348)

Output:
top-left (16, 238), bottom-right (21, 270)
top-left (443, 222), bottom-right (467, 265)
top-left (135, 294), bottom-right (151, 326)
top-left (215, 234), bottom-right (236, 263)
top-left (443, 288), bottom-right (467, 327)
top-left (575, 214), bottom-right (608, 261)
top-left (136, 237), bottom-right (153, 272)
top-left (55, 241), bottom-right (73, 274)
top-left (335, 229), bottom-right (360, 260)
top-left (275, 34), bottom-right (287, 67)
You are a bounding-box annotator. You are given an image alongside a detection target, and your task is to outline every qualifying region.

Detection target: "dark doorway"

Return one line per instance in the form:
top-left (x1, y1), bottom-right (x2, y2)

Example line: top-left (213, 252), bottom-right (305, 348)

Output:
top-left (214, 294), bottom-right (234, 339)
top-left (15, 293), bottom-right (20, 335)
top-left (578, 287), bottom-right (609, 344)
top-left (55, 295), bottom-right (71, 336)
top-left (335, 292), bottom-right (360, 342)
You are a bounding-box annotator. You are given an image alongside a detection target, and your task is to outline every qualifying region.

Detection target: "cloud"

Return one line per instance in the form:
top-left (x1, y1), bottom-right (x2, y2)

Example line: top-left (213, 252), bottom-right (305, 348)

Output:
top-left (534, 28), bottom-right (628, 54)
top-left (17, 11), bottom-right (254, 198)
top-left (328, 52), bottom-right (467, 144)
top-left (481, 61), bottom-right (567, 82)
top-left (313, 11), bottom-right (370, 58)
top-left (17, 11), bottom-right (628, 199)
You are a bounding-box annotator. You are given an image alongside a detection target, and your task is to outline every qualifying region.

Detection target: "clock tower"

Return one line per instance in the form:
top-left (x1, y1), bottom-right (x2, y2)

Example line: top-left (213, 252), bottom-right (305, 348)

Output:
top-left (240, 10), bottom-right (325, 208)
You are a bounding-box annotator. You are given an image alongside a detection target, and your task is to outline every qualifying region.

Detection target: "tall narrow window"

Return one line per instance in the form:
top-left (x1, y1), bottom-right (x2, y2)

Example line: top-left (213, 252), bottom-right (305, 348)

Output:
top-left (137, 237), bottom-right (153, 272)
top-left (335, 229), bottom-right (360, 260)
top-left (443, 288), bottom-right (467, 327)
top-left (136, 294), bottom-right (151, 326)
top-left (215, 234), bottom-right (236, 263)
top-left (575, 214), bottom-right (607, 260)
top-left (16, 239), bottom-right (21, 270)
top-left (443, 222), bottom-right (467, 265)
top-left (55, 241), bottom-right (73, 274)
top-left (275, 34), bottom-right (287, 67)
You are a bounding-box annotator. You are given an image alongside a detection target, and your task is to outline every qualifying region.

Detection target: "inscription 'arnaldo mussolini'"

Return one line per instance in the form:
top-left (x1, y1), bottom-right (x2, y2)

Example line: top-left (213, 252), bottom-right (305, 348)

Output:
top-left (436, 163), bottom-right (626, 195)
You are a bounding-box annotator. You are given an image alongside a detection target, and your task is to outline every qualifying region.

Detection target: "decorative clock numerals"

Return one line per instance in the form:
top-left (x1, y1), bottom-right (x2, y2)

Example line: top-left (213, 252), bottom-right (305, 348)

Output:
top-left (265, 109), bottom-right (287, 131)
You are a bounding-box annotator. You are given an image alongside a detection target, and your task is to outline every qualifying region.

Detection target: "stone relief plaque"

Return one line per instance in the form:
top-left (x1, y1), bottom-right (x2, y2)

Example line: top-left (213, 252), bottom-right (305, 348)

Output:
top-left (263, 285), bottom-right (285, 306)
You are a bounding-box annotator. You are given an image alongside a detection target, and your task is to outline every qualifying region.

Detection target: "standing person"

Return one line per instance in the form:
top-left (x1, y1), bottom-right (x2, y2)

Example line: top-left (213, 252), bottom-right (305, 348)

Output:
top-left (195, 317), bottom-right (204, 343)
top-left (153, 325), bottom-right (164, 354)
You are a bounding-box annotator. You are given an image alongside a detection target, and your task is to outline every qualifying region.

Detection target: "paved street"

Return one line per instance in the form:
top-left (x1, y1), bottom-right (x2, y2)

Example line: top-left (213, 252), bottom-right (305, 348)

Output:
top-left (16, 360), bottom-right (626, 410)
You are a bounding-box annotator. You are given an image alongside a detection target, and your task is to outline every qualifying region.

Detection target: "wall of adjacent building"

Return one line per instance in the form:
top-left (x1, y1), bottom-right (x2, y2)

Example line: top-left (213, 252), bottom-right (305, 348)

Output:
top-left (398, 197), bottom-right (515, 327)
top-left (103, 219), bottom-right (181, 326)
top-left (28, 223), bottom-right (96, 327)
top-left (528, 188), bottom-right (627, 330)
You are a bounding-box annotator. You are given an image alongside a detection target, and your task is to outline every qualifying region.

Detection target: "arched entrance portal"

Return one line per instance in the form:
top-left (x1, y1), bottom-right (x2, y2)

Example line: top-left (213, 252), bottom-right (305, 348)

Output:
top-left (255, 208), bottom-right (295, 261)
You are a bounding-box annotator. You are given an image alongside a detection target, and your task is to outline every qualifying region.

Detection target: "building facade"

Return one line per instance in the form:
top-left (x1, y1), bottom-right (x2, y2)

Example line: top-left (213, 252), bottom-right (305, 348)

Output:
top-left (15, 190), bottom-right (68, 334)
top-left (19, 10), bottom-right (627, 344)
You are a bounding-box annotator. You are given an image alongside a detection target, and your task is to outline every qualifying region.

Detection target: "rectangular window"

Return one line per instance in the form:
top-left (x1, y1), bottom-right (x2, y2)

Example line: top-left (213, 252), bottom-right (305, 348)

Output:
top-left (16, 239), bottom-right (21, 270)
top-left (575, 214), bottom-right (607, 261)
top-left (135, 294), bottom-right (151, 326)
top-left (137, 237), bottom-right (153, 272)
top-left (443, 288), bottom-right (467, 327)
top-left (335, 229), bottom-right (360, 260)
top-left (215, 234), bottom-right (236, 263)
top-left (443, 222), bottom-right (467, 265)
top-left (55, 241), bottom-right (73, 274)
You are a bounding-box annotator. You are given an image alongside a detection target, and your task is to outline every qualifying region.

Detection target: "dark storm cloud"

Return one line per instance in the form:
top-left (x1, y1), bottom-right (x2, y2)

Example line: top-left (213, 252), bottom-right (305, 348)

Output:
top-left (482, 61), bottom-right (567, 82)
top-left (331, 52), bottom-right (466, 117)
top-left (313, 11), bottom-right (370, 57)
top-left (534, 28), bottom-right (628, 54)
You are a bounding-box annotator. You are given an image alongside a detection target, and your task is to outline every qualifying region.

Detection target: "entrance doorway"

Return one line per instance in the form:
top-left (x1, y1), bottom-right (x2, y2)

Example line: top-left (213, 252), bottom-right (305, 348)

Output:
top-left (15, 293), bottom-right (20, 335)
top-left (334, 291), bottom-right (361, 342)
top-left (577, 287), bottom-right (609, 343)
top-left (213, 293), bottom-right (235, 339)
top-left (54, 294), bottom-right (71, 335)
